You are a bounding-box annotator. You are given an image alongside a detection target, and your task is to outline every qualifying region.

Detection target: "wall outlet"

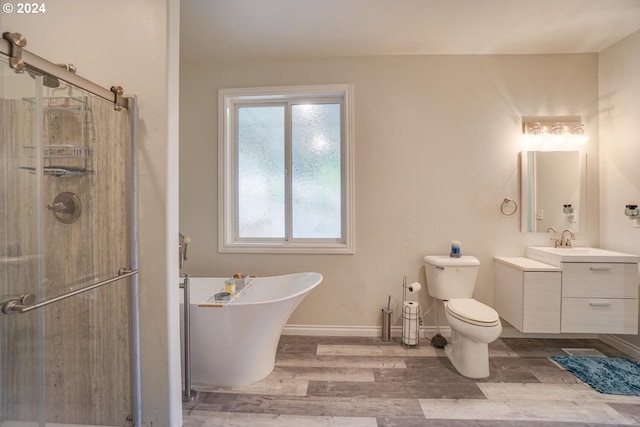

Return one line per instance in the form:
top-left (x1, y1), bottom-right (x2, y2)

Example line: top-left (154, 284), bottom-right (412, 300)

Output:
top-left (536, 209), bottom-right (544, 220)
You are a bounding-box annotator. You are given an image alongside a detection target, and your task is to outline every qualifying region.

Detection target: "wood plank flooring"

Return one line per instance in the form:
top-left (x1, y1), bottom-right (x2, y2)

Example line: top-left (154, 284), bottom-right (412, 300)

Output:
top-left (183, 336), bottom-right (640, 426)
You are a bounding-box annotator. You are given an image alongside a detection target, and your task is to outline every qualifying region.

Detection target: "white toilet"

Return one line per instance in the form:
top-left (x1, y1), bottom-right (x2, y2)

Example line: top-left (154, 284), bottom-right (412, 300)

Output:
top-left (423, 255), bottom-right (502, 379)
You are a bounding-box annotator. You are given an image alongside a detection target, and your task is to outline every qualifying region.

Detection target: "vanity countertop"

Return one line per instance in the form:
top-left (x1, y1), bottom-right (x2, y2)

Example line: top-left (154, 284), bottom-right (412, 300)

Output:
top-left (494, 256), bottom-right (560, 271)
top-left (526, 246), bottom-right (640, 266)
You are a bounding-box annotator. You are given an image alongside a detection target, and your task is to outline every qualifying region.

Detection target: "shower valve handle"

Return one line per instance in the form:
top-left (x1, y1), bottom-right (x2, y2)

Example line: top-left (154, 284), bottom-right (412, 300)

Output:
top-left (48, 201), bottom-right (74, 214)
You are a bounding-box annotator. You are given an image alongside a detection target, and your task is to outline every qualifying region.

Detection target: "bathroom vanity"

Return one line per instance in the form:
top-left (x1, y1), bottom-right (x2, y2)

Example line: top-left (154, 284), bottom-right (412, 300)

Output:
top-left (495, 247), bottom-right (640, 335)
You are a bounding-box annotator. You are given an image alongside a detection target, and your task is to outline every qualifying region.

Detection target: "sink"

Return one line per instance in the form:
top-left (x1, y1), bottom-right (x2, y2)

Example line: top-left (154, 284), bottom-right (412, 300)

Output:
top-left (526, 246), bottom-right (640, 266)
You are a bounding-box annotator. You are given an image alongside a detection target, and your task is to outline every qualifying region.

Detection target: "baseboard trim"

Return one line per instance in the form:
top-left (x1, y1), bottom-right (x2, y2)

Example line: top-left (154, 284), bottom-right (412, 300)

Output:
top-left (282, 324), bottom-right (398, 337)
top-left (599, 334), bottom-right (640, 360)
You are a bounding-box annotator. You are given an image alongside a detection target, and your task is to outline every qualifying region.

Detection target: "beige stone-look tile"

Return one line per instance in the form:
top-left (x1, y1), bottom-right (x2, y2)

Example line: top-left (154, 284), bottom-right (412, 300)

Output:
top-left (185, 336), bottom-right (640, 426)
top-left (272, 366), bottom-right (376, 382)
top-left (609, 402), bottom-right (640, 426)
top-left (193, 366), bottom-right (375, 396)
top-left (191, 394), bottom-right (426, 419)
top-left (487, 339), bottom-right (521, 358)
top-left (419, 398), bottom-right (635, 424)
top-left (277, 355), bottom-right (407, 369)
top-left (528, 367), bottom-right (584, 384)
top-left (193, 379), bottom-right (308, 397)
top-left (478, 383), bottom-right (640, 404)
top-left (488, 348), bottom-right (520, 358)
top-left (317, 344), bottom-right (439, 357)
top-left (184, 410), bottom-right (378, 427)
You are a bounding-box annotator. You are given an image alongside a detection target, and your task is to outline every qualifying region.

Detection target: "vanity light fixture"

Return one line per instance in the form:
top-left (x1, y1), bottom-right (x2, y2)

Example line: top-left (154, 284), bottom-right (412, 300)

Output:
top-left (550, 123), bottom-right (567, 144)
top-left (625, 204), bottom-right (640, 228)
top-left (571, 123), bottom-right (587, 144)
top-left (528, 122), bottom-right (544, 135)
top-left (522, 118), bottom-right (587, 149)
top-left (525, 122), bottom-right (545, 145)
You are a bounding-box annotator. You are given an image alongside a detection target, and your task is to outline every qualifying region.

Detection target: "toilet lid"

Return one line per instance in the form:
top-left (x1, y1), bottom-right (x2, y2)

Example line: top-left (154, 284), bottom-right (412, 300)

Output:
top-left (446, 299), bottom-right (499, 326)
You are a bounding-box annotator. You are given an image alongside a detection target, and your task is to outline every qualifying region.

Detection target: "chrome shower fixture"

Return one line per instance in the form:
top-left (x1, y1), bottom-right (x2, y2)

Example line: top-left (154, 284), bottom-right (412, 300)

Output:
top-left (26, 66), bottom-right (60, 88)
top-left (48, 192), bottom-right (82, 224)
top-left (25, 63), bottom-right (77, 88)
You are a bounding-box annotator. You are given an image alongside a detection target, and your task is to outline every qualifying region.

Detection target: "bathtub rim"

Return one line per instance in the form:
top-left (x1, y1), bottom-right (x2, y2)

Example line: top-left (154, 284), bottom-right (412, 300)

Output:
top-left (184, 271), bottom-right (323, 307)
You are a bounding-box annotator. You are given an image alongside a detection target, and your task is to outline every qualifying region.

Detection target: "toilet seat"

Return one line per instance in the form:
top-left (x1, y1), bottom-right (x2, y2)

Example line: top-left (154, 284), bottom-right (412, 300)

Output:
top-left (446, 298), bottom-right (500, 327)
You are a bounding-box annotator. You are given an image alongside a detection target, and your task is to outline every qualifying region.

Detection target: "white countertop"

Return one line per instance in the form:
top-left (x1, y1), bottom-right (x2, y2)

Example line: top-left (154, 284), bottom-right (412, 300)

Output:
top-left (494, 256), bottom-right (561, 271)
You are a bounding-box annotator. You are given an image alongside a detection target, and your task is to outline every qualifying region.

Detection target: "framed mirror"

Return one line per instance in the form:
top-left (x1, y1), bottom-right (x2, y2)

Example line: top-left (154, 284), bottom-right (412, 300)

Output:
top-left (521, 150), bottom-right (586, 233)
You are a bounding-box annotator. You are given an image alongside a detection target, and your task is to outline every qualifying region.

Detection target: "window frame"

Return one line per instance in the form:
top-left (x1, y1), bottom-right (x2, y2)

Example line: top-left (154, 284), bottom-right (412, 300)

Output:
top-left (218, 84), bottom-right (355, 254)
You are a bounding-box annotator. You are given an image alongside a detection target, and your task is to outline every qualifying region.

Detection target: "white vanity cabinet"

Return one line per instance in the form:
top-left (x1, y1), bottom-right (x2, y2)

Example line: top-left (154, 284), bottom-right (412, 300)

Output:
top-left (495, 251), bottom-right (640, 335)
top-left (494, 257), bottom-right (562, 333)
top-left (560, 262), bottom-right (638, 334)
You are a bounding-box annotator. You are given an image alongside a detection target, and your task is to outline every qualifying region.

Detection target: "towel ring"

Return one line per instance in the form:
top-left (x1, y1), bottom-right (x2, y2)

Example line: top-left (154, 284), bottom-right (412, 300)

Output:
top-left (501, 197), bottom-right (518, 217)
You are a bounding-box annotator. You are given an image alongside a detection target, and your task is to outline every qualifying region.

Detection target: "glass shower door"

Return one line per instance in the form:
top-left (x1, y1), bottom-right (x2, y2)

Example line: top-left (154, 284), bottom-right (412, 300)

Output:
top-left (0, 53), bottom-right (45, 426)
top-left (0, 55), bottom-right (134, 426)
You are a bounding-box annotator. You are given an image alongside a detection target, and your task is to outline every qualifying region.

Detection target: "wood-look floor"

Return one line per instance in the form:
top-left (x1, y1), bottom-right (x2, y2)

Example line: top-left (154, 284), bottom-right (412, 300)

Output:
top-left (183, 336), bottom-right (640, 426)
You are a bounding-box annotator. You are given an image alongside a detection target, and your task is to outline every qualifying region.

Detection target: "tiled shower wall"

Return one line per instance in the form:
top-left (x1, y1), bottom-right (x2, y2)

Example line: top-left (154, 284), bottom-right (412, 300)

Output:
top-left (1, 93), bottom-right (133, 425)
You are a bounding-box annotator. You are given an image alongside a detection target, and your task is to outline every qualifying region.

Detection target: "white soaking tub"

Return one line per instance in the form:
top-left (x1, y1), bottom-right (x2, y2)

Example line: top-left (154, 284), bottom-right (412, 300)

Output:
top-left (180, 272), bottom-right (322, 387)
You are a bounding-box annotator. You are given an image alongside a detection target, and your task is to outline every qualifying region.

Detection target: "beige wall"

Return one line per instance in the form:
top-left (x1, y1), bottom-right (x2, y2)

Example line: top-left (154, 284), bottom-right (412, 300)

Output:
top-left (3, 1), bottom-right (182, 425)
top-left (180, 54), bottom-right (600, 329)
top-left (599, 29), bottom-right (640, 346)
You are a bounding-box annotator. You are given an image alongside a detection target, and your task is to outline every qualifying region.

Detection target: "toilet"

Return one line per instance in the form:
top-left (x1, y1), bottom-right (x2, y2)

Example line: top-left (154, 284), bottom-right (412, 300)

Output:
top-left (423, 255), bottom-right (502, 379)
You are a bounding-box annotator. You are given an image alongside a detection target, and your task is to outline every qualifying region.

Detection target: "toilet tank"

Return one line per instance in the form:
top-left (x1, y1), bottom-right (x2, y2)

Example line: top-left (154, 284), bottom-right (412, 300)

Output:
top-left (423, 255), bottom-right (480, 300)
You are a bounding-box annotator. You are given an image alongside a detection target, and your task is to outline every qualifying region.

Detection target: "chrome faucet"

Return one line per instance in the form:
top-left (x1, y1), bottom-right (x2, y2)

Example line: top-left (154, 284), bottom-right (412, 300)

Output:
top-left (547, 228), bottom-right (561, 247)
top-left (558, 229), bottom-right (575, 247)
top-left (548, 228), bottom-right (574, 247)
top-left (179, 233), bottom-right (191, 269)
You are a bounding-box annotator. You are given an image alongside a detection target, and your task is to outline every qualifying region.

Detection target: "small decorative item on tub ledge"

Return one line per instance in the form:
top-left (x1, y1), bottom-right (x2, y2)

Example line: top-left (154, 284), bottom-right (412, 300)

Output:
top-left (199, 274), bottom-right (256, 307)
top-left (214, 292), bottom-right (231, 302)
top-left (224, 279), bottom-right (236, 295)
top-left (233, 273), bottom-right (253, 291)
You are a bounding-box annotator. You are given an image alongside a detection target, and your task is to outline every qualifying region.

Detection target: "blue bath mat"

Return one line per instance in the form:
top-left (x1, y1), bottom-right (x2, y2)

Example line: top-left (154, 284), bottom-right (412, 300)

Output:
top-left (552, 355), bottom-right (640, 396)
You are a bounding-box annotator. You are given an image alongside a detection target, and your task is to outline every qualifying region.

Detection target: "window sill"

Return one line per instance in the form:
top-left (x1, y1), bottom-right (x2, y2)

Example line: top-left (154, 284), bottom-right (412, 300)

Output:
top-left (219, 241), bottom-right (355, 254)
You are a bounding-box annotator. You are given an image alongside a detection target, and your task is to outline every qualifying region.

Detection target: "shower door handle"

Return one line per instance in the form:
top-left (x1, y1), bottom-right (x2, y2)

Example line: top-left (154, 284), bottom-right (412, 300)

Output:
top-left (0, 293), bottom-right (36, 314)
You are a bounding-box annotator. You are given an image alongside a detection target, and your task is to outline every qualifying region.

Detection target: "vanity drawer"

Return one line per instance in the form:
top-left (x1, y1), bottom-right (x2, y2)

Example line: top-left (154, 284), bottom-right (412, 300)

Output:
top-left (562, 263), bottom-right (639, 298)
top-left (561, 297), bottom-right (639, 334)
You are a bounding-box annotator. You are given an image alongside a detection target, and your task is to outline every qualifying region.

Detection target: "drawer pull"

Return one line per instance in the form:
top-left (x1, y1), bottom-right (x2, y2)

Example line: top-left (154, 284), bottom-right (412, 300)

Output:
top-left (589, 302), bottom-right (612, 307)
top-left (589, 267), bottom-right (611, 271)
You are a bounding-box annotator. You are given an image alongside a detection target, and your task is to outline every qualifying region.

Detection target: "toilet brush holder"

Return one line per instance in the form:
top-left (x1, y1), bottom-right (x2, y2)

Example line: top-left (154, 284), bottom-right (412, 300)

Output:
top-left (431, 299), bottom-right (447, 348)
top-left (381, 308), bottom-right (392, 341)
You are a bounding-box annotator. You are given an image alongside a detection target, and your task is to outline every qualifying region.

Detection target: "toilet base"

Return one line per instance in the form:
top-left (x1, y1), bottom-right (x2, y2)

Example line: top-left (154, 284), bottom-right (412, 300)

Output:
top-left (444, 329), bottom-right (490, 379)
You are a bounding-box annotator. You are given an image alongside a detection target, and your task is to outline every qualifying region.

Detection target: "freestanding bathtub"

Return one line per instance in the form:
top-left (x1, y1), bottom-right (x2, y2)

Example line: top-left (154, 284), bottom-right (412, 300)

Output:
top-left (180, 272), bottom-right (322, 387)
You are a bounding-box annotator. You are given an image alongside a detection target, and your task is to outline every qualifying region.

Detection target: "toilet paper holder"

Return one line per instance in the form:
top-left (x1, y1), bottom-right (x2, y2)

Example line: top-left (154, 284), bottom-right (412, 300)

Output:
top-left (402, 301), bottom-right (421, 346)
top-left (402, 276), bottom-right (421, 346)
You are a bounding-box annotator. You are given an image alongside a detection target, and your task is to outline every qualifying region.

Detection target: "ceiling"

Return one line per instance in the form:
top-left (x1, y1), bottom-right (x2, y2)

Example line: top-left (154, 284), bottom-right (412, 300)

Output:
top-left (180, 0), bottom-right (640, 62)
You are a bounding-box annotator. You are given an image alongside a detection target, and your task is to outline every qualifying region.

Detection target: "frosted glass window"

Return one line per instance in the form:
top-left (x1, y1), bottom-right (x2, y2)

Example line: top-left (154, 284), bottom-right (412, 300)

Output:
top-left (237, 106), bottom-right (285, 238)
top-left (292, 104), bottom-right (341, 238)
top-left (219, 84), bottom-right (354, 253)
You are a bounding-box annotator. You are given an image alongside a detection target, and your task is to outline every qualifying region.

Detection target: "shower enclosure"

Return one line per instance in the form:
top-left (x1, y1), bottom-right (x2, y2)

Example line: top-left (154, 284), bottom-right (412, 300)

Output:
top-left (0, 33), bottom-right (139, 426)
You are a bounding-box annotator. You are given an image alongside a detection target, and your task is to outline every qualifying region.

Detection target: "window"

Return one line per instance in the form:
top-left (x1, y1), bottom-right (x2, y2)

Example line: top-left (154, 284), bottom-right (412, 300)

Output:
top-left (219, 84), bottom-right (354, 253)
